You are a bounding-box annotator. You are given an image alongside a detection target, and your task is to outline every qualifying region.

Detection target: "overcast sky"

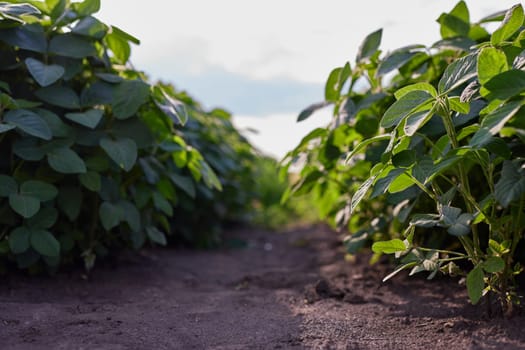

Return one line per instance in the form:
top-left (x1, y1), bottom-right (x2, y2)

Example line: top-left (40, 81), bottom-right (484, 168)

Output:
top-left (98, 0), bottom-right (520, 158)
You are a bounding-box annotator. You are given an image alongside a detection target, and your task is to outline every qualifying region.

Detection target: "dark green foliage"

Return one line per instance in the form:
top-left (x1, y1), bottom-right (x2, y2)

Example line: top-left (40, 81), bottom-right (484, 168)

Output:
top-left (0, 0), bottom-right (258, 272)
top-left (285, 1), bottom-right (525, 312)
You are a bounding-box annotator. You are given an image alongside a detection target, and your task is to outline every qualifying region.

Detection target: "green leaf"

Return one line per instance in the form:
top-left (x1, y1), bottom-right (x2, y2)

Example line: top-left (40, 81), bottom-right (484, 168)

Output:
top-left (470, 101), bottom-right (523, 148)
top-left (111, 118), bottom-right (153, 149)
top-left (46, 0), bottom-right (66, 19)
top-left (152, 192), bottom-right (173, 216)
top-left (297, 101), bottom-right (330, 122)
top-left (9, 227), bottom-right (31, 254)
top-left (146, 226), bottom-right (167, 246)
top-left (47, 147), bottom-right (87, 174)
top-left (20, 180), bottom-right (58, 201)
top-left (95, 73), bottom-right (124, 83)
top-left (13, 99), bottom-right (41, 109)
top-left (324, 68), bottom-right (340, 102)
top-left (484, 70), bottom-right (525, 100)
top-left (495, 160), bottom-right (525, 207)
top-left (448, 97), bottom-right (470, 114)
top-left (81, 81), bottom-right (115, 106)
top-left (25, 58), bottom-right (65, 87)
top-left (491, 4), bottom-right (524, 45)
top-left (0, 124), bottom-right (16, 134)
top-left (324, 64), bottom-right (350, 102)
top-left (72, 0), bottom-right (100, 16)
top-left (64, 109), bottom-right (103, 129)
top-left (438, 1), bottom-right (470, 39)
top-left (26, 207), bottom-right (58, 229)
top-left (106, 34), bottom-right (130, 63)
top-left (392, 150), bottom-right (416, 168)
top-left (372, 239), bottom-right (406, 254)
top-left (79, 171), bottom-right (101, 191)
top-left (440, 205), bottom-right (473, 236)
top-left (153, 86), bottom-right (188, 125)
top-left (440, 205), bottom-right (461, 226)
top-left (169, 173), bottom-right (196, 198)
top-left (9, 194), bottom-right (40, 218)
top-left (111, 26), bottom-right (140, 45)
top-left (0, 26), bottom-right (47, 53)
top-left (438, 53), bottom-right (477, 94)
top-left (388, 173), bottom-right (416, 193)
top-left (345, 134), bottom-right (391, 163)
top-left (477, 47), bottom-right (508, 86)
top-left (377, 51), bottom-right (418, 76)
top-left (48, 34), bottom-right (97, 58)
top-left (481, 100), bottom-right (523, 134)
top-left (381, 90), bottom-right (433, 128)
top-left (370, 168), bottom-right (405, 199)
top-left (13, 138), bottom-right (45, 161)
top-left (350, 176), bottom-right (375, 214)
top-left (35, 85), bottom-right (80, 109)
top-left (112, 80), bottom-right (150, 119)
top-left (482, 257), bottom-right (505, 273)
top-left (30, 229), bottom-right (60, 257)
top-left (0, 2), bottom-right (40, 19)
top-left (382, 262), bottom-right (419, 282)
top-left (0, 175), bottom-right (17, 197)
top-left (466, 266), bottom-right (485, 304)
top-left (37, 109), bottom-right (70, 137)
top-left (412, 156), bottom-right (435, 184)
top-left (200, 161), bottom-right (222, 191)
top-left (0, 82), bottom-right (10, 93)
top-left (118, 200), bottom-right (141, 232)
top-left (58, 186), bottom-right (82, 221)
top-left (4, 109), bottom-right (52, 140)
top-left (356, 28), bottom-right (382, 62)
top-left (394, 83), bottom-right (437, 99)
top-left (99, 201), bottom-right (122, 231)
top-left (460, 81), bottom-right (480, 103)
top-left (72, 16), bottom-right (106, 39)
top-left (403, 108), bottom-right (435, 137)
top-left (85, 155), bottom-right (110, 172)
top-left (447, 213), bottom-right (473, 236)
top-left (100, 137), bottom-right (137, 171)
top-left (410, 214), bottom-right (441, 228)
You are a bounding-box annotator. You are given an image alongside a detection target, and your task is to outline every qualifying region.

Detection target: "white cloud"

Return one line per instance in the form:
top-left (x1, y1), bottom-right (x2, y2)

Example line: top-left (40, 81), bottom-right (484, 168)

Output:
top-left (233, 109), bottom-right (332, 159)
top-left (98, 0), bottom-right (518, 84)
top-left (96, 1), bottom-right (520, 157)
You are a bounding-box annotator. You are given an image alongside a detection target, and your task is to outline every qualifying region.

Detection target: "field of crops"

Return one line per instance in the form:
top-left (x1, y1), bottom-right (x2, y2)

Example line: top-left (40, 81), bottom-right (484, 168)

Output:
top-left (0, 1), bottom-right (524, 348)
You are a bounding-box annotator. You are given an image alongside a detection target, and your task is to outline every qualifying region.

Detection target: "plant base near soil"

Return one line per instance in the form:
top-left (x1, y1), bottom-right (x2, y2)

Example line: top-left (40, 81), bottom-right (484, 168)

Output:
top-left (0, 225), bottom-right (524, 349)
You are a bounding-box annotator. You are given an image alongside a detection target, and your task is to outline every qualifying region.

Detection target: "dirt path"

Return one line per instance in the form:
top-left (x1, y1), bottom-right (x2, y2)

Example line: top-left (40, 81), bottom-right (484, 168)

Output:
top-left (0, 225), bottom-right (524, 349)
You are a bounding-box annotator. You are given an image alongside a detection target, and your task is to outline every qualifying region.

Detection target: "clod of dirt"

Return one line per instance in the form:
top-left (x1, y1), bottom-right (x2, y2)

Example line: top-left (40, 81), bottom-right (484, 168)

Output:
top-left (342, 291), bottom-right (366, 304)
top-left (304, 278), bottom-right (349, 303)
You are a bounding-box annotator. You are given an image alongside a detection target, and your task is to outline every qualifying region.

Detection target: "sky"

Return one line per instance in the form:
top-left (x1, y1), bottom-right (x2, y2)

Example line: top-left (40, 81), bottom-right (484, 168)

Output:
top-left (97, 0), bottom-right (521, 158)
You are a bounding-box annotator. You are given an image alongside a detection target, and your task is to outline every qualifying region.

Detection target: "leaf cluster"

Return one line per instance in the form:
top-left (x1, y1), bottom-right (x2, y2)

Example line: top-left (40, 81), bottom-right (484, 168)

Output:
top-left (285, 1), bottom-right (525, 312)
top-left (0, 0), bottom-right (258, 272)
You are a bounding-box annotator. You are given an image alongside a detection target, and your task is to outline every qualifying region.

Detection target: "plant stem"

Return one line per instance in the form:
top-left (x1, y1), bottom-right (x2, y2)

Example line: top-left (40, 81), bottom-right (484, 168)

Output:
top-left (511, 194), bottom-right (525, 257)
top-left (440, 256), bottom-right (469, 262)
top-left (439, 108), bottom-right (481, 261)
top-left (407, 173), bottom-right (436, 201)
top-left (418, 247), bottom-right (467, 257)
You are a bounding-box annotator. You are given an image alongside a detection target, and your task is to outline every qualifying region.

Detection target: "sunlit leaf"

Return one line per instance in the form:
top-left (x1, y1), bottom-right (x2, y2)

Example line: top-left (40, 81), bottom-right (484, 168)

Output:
top-left (372, 239), bottom-right (406, 254)
top-left (356, 29), bottom-right (382, 62)
top-left (491, 4), bottom-right (524, 45)
top-left (466, 266), bottom-right (484, 304)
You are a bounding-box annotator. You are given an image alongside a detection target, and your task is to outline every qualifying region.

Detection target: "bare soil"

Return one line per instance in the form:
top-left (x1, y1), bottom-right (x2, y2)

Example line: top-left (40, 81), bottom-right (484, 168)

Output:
top-left (1, 225), bottom-right (525, 349)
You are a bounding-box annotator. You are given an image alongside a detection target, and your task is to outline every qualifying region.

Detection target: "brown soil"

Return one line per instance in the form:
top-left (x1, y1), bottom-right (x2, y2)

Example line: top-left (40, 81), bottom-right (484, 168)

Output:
top-left (1, 225), bottom-right (524, 349)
